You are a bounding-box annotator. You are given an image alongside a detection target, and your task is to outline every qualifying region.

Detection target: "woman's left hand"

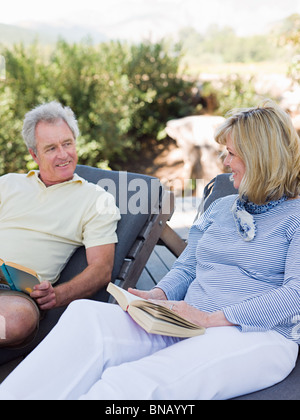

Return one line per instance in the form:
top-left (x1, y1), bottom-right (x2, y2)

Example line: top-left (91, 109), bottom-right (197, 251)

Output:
top-left (149, 299), bottom-right (235, 329)
top-left (149, 299), bottom-right (209, 327)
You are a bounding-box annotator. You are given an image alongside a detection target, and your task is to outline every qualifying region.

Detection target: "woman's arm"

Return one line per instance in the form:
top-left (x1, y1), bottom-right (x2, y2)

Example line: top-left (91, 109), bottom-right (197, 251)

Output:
top-left (128, 287), bottom-right (167, 301)
top-left (148, 299), bottom-right (235, 328)
top-left (152, 224), bottom-right (202, 301)
top-left (156, 200), bottom-right (221, 301)
top-left (223, 228), bottom-right (300, 333)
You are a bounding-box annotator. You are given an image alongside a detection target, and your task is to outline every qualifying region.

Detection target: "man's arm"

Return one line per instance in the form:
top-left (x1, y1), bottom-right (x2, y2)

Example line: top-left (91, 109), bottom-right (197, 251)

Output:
top-left (31, 244), bottom-right (115, 310)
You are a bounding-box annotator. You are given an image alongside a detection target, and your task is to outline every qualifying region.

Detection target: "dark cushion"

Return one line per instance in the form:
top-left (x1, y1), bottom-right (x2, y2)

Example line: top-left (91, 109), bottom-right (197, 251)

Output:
top-left (233, 357), bottom-right (300, 400)
top-left (204, 173), bottom-right (237, 212)
top-left (66, 165), bottom-right (161, 300)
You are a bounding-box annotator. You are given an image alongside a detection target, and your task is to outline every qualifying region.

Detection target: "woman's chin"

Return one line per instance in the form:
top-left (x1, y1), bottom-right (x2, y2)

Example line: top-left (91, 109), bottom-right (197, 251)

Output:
top-left (232, 175), bottom-right (240, 190)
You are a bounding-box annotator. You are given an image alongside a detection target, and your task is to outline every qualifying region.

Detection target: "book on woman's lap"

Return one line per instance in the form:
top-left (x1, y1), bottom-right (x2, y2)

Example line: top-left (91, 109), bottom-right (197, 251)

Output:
top-left (107, 282), bottom-right (206, 338)
top-left (0, 259), bottom-right (41, 294)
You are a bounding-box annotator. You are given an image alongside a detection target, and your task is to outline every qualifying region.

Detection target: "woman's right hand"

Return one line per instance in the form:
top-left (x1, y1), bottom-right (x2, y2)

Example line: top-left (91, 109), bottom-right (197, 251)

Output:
top-left (128, 287), bottom-right (167, 301)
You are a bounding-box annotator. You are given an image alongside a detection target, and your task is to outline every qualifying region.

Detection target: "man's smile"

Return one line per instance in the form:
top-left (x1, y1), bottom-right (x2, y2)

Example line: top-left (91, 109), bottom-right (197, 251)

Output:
top-left (56, 161), bottom-right (71, 168)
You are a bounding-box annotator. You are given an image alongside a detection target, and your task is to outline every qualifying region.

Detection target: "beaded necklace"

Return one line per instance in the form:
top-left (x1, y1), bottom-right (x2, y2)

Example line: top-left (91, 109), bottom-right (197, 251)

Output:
top-left (231, 195), bottom-right (288, 241)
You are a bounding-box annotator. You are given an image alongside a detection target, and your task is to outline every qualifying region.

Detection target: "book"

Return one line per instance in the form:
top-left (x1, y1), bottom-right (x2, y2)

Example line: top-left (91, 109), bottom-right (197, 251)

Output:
top-left (107, 282), bottom-right (206, 338)
top-left (0, 259), bottom-right (41, 294)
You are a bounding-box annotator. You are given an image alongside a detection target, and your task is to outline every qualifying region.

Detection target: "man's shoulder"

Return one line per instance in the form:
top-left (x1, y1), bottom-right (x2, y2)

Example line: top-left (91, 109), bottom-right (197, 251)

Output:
top-left (0, 172), bottom-right (28, 183)
top-left (71, 175), bottom-right (117, 209)
top-left (74, 175), bottom-right (102, 193)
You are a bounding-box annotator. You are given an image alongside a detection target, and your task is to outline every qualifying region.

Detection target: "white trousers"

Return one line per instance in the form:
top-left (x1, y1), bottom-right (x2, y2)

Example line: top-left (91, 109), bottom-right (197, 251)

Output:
top-left (0, 300), bottom-right (298, 400)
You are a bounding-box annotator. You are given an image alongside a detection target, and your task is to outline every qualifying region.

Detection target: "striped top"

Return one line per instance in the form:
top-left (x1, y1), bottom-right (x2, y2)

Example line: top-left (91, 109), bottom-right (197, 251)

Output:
top-left (157, 195), bottom-right (300, 344)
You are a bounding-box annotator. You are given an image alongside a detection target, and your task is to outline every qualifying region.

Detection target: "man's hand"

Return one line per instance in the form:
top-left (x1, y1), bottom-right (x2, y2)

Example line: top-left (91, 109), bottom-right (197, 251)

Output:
top-left (30, 281), bottom-right (57, 310)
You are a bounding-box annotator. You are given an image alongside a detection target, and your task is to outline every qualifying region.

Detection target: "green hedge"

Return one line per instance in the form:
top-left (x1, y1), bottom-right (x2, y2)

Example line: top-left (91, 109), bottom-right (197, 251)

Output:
top-left (0, 39), bottom-right (197, 174)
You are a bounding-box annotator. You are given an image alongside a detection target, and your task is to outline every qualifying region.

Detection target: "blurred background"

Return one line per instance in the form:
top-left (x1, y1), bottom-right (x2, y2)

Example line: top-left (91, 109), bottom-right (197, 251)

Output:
top-left (1, 0), bottom-right (300, 191)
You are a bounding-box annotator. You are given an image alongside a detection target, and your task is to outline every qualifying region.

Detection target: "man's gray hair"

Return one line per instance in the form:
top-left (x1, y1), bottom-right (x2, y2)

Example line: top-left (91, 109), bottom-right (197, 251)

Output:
top-left (22, 101), bottom-right (80, 152)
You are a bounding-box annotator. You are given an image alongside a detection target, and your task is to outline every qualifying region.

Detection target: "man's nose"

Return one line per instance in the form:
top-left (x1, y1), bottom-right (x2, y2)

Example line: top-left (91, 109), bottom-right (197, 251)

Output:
top-left (57, 145), bottom-right (68, 158)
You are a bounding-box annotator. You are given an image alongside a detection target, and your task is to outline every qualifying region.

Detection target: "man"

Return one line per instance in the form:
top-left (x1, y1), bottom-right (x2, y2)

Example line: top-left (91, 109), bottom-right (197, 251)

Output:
top-left (0, 101), bottom-right (121, 348)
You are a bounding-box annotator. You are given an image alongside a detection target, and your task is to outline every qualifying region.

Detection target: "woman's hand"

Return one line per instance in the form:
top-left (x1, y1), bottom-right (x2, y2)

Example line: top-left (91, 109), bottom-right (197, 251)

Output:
top-left (128, 287), bottom-right (167, 301)
top-left (148, 299), bottom-right (235, 329)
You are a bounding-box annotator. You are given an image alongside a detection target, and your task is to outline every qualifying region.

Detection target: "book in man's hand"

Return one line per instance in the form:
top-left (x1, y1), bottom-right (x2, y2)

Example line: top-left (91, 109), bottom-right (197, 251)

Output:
top-left (0, 259), bottom-right (41, 294)
top-left (107, 282), bottom-right (206, 338)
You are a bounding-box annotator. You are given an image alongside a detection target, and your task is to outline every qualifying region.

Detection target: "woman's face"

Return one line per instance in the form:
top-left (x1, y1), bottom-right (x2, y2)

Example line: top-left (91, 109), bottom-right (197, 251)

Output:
top-left (223, 136), bottom-right (246, 190)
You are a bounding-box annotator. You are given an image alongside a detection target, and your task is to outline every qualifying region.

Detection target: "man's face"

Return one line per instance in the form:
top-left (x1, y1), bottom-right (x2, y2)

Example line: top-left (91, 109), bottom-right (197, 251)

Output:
top-left (30, 119), bottom-right (78, 187)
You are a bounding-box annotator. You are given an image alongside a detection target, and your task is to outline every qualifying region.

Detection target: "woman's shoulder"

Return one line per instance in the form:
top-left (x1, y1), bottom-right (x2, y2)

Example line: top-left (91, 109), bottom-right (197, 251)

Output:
top-left (276, 197), bottom-right (300, 220)
top-left (207, 193), bottom-right (238, 212)
top-left (280, 198), bottom-right (300, 236)
top-left (193, 194), bottom-right (237, 230)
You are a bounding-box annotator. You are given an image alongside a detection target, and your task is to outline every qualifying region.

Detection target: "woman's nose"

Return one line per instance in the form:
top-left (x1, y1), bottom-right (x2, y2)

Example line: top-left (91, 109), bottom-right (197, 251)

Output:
top-left (224, 154), bottom-right (231, 167)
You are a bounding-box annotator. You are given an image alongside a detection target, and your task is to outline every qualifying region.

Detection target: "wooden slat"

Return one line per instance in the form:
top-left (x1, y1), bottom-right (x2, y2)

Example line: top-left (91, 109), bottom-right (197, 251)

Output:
top-left (144, 249), bottom-right (169, 283)
top-left (136, 269), bottom-right (156, 290)
top-left (154, 245), bottom-right (176, 271)
top-left (159, 224), bottom-right (186, 257)
top-left (136, 245), bottom-right (177, 290)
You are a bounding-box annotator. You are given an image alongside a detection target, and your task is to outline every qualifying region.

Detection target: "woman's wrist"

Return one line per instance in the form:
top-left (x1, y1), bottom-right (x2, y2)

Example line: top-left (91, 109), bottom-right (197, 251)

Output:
top-left (205, 311), bottom-right (235, 328)
top-left (152, 287), bottom-right (168, 300)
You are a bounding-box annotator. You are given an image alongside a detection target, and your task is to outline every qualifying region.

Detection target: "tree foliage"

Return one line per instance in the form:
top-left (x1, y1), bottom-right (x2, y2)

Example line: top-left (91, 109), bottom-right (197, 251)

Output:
top-left (275, 13), bottom-right (300, 49)
top-left (274, 14), bottom-right (300, 84)
top-left (0, 16), bottom-right (294, 175)
top-left (0, 39), bottom-right (197, 174)
top-left (125, 42), bottom-right (196, 138)
top-left (179, 24), bottom-right (290, 65)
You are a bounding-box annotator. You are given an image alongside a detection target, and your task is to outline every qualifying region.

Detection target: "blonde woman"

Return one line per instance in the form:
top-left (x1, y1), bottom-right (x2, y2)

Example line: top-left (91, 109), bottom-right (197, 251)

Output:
top-left (0, 100), bottom-right (299, 400)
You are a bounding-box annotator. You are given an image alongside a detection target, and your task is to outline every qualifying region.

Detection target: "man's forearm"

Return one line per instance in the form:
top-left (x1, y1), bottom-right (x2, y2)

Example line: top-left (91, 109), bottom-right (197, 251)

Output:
top-left (54, 263), bottom-right (112, 308)
top-left (31, 244), bottom-right (115, 310)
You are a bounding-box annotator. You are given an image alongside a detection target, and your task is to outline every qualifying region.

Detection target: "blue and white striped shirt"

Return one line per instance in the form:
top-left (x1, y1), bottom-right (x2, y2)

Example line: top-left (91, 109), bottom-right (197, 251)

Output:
top-left (157, 195), bottom-right (300, 343)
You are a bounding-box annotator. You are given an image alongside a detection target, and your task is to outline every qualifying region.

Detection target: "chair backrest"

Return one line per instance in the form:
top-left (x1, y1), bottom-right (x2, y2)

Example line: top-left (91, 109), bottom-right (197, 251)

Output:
top-left (203, 173), bottom-right (238, 212)
top-left (0, 165), bottom-right (168, 365)
top-left (57, 165), bottom-right (162, 301)
top-left (194, 173), bottom-right (237, 221)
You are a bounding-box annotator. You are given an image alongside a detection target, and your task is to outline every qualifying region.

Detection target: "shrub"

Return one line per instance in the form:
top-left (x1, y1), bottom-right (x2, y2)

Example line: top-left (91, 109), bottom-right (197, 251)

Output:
top-left (0, 39), bottom-right (198, 174)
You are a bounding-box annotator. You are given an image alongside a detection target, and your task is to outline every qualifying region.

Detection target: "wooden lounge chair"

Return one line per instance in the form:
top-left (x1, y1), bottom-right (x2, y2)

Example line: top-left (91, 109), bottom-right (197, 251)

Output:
top-left (0, 165), bottom-right (185, 371)
top-left (200, 173), bottom-right (300, 401)
top-left (4, 168), bottom-right (294, 400)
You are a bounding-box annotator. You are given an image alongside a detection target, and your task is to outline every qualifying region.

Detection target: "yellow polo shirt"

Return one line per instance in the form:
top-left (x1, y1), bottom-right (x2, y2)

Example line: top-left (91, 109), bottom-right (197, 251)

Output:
top-left (0, 171), bottom-right (120, 284)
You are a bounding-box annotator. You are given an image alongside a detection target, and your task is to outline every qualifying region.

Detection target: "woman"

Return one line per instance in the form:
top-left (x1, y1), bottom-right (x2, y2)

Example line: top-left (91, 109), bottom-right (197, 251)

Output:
top-left (0, 100), bottom-right (299, 400)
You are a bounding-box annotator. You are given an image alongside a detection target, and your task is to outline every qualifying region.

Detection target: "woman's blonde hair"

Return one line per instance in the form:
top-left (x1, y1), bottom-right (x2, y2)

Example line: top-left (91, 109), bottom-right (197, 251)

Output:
top-left (215, 100), bottom-right (300, 204)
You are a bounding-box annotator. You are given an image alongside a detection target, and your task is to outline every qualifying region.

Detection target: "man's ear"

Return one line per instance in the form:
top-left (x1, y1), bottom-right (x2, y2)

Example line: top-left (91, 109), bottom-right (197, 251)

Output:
top-left (29, 148), bottom-right (39, 164)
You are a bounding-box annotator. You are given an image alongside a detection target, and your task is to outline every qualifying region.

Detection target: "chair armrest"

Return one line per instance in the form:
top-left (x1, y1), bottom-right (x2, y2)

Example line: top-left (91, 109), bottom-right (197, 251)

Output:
top-left (159, 224), bottom-right (186, 258)
top-left (116, 189), bottom-right (176, 290)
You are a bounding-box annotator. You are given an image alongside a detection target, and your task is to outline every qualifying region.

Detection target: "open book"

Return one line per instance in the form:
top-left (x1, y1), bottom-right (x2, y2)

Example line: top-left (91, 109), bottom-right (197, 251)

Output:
top-left (0, 259), bottom-right (41, 294)
top-left (107, 282), bottom-right (206, 338)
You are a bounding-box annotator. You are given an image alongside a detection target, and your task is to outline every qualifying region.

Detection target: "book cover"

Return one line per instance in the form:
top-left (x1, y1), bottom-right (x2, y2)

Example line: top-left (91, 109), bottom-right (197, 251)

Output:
top-left (0, 259), bottom-right (41, 294)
